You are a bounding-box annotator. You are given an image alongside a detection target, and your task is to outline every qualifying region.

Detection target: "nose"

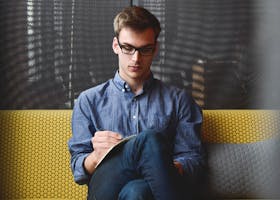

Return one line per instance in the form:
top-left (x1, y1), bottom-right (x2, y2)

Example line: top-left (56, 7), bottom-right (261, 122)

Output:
top-left (131, 50), bottom-right (141, 61)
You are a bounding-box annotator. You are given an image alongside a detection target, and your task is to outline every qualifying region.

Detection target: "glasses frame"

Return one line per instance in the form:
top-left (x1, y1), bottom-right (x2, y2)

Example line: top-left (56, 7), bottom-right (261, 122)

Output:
top-left (117, 37), bottom-right (156, 56)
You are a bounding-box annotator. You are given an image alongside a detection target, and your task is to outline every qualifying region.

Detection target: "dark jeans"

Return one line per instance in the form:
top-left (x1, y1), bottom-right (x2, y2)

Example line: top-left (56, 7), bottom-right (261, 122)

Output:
top-left (87, 130), bottom-right (187, 200)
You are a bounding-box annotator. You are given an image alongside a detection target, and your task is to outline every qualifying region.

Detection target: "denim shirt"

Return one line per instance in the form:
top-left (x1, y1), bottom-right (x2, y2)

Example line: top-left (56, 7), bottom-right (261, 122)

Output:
top-left (68, 71), bottom-right (205, 185)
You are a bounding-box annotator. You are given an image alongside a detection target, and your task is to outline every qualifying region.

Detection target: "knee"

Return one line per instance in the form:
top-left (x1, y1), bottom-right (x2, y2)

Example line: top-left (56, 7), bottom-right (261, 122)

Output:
top-left (131, 131), bottom-right (172, 163)
top-left (139, 130), bottom-right (164, 145)
top-left (138, 130), bottom-right (170, 150)
top-left (118, 179), bottom-right (154, 200)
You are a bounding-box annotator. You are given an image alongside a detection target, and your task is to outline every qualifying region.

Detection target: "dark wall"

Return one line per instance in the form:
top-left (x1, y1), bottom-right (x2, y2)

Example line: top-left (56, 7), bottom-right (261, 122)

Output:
top-left (0, 0), bottom-right (279, 109)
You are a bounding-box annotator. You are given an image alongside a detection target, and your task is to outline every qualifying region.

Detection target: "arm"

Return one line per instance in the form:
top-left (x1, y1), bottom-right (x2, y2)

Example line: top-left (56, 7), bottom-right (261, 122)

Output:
top-left (68, 92), bottom-right (122, 184)
top-left (68, 92), bottom-right (95, 184)
top-left (173, 91), bottom-right (206, 178)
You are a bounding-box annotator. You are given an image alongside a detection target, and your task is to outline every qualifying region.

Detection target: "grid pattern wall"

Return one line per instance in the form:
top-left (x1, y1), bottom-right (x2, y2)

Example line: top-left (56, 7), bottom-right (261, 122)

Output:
top-left (0, 0), bottom-right (129, 109)
top-left (0, 0), bottom-right (272, 109)
top-left (138, 0), bottom-right (255, 108)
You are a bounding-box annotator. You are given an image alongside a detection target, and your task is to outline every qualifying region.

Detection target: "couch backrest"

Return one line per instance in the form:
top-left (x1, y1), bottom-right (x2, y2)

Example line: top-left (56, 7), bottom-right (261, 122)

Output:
top-left (202, 110), bottom-right (279, 143)
top-left (0, 110), bottom-right (279, 199)
top-left (202, 110), bottom-right (280, 199)
top-left (0, 110), bottom-right (87, 199)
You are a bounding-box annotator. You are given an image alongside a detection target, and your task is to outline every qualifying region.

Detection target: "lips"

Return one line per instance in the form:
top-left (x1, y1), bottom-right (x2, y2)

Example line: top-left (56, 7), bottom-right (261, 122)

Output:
top-left (129, 65), bottom-right (141, 72)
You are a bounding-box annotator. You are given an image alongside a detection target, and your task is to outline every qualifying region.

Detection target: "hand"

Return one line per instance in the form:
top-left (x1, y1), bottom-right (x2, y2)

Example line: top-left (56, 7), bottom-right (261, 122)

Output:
top-left (92, 130), bottom-right (123, 160)
top-left (174, 161), bottom-right (184, 175)
top-left (84, 131), bottom-right (122, 174)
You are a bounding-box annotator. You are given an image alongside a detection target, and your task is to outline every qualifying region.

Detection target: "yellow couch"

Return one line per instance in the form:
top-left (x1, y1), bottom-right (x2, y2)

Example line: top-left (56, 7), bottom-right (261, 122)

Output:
top-left (0, 110), bottom-right (279, 199)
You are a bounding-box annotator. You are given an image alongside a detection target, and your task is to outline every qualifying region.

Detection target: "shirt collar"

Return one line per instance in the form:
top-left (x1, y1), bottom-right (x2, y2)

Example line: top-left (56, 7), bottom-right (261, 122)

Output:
top-left (113, 71), bottom-right (155, 93)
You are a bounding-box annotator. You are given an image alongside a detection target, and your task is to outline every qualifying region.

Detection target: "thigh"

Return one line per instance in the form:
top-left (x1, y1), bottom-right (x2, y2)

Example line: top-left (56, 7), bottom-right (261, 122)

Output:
top-left (118, 179), bottom-right (154, 200)
top-left (87, 143), bottom-right (138, 200)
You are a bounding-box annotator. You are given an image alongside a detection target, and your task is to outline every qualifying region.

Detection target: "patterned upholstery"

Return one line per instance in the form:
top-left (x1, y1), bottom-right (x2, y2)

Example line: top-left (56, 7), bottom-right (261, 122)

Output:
top-left (0, 110), bottom-right (279, 199)
top-left (202, 110), bottom-right (280, 199)
top-left (202, 110), bottom-right (279, 143)
top-left (207, 138), bottom-right (280, 199)
top-left (0, 110), bottom-right (87, 199)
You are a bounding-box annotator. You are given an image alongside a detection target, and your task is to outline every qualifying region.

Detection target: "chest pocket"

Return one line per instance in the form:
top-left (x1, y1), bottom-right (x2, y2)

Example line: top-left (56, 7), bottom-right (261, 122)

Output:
top-left (144, 114), bottom-right (171, 132)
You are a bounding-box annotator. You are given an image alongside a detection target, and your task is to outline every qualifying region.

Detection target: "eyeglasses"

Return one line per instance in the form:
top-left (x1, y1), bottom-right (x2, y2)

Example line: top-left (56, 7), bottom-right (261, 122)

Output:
top-left (117, 38), bottom-right (155, 56)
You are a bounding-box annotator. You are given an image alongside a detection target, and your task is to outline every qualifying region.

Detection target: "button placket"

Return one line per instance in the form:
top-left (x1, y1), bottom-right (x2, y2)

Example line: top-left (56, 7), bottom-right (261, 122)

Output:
top-left (131, 97), bottom-right (139, 134)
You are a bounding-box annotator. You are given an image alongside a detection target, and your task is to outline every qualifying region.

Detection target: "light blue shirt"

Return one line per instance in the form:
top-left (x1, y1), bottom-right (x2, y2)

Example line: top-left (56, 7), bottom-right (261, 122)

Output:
top-left (68, 71), bottom-right (205, 185)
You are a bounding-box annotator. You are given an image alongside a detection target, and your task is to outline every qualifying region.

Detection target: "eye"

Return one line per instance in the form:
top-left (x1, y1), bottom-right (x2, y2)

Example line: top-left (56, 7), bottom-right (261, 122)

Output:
top-left (141, 47), bottom-right (154, 53)
top-left (122, 45), bottom-right (134, 52)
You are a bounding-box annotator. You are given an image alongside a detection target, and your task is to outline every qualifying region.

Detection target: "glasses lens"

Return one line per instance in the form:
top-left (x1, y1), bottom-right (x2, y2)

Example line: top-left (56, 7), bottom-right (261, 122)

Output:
top-left (118, 38), bottom-right (155, 56)
top-left (139, 47), bottom-right (154, 56)
top-left (121, 45), bottom-right (135, 55)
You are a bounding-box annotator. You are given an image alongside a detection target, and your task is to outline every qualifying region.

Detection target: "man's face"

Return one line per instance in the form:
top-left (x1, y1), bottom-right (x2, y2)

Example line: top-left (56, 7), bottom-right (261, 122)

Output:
top-left (112, 27), bottom-right (157, 84)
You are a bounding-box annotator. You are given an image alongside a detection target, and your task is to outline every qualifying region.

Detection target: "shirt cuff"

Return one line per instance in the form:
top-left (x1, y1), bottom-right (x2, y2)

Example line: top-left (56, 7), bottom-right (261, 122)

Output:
top-left (73, 153), bottom-right (90, 185)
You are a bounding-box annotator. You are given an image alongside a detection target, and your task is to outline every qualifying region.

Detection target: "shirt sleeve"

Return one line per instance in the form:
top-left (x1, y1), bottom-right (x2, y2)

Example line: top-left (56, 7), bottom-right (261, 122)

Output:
top-left (68, 92), bottom-right (95, 185)
top-left (173, 90), bottom-right (206, 178)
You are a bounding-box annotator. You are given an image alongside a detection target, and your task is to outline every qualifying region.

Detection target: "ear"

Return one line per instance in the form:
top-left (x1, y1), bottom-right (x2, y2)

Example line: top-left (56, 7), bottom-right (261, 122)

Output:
top-left (112, 37), bottom-right (120, 55)
top-left (153, 41), bottom-right (159, 57)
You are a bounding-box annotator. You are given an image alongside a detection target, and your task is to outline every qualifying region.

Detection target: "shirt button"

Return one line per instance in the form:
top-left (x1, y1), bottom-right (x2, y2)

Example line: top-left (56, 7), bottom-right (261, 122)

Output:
top-left (133, 115), bottom-right (136, 119)
top-left (122, 89), bottom-right (125, 92)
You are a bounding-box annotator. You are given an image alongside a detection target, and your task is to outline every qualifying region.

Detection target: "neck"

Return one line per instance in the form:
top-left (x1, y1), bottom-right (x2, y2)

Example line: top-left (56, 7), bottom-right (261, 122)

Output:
top-left (118, 71), bottom-right (151, 95)
top-left (130, 82), bottom-right (143, 95)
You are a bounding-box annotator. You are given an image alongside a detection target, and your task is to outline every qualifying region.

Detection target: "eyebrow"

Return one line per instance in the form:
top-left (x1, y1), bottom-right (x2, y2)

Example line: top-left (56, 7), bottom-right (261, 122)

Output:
top-left (120, 41), bottom-right (155, 48)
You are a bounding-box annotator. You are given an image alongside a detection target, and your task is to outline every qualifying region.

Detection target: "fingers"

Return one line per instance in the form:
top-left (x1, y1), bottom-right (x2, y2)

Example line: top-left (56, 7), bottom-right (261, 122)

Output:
top-left (92, 131), bottom-right (123, 150)
top-left (95, 131), bottom-right (123, 140)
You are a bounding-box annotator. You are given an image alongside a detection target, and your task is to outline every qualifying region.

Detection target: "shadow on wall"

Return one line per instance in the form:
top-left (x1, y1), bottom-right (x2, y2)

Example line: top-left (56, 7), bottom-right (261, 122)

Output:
top-left (252, 0), bottom-right (280, 109)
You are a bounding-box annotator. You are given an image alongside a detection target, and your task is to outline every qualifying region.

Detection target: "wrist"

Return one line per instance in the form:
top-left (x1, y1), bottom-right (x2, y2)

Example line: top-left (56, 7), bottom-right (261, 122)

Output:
top-left (84, 151), bottom-right (98, 175)
top-left (174, 161), bottom-right (184, 175)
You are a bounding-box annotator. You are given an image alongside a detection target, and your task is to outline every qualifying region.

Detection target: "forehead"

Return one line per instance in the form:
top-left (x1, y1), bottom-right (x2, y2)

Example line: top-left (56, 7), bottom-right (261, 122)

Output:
top-left (118, 27), bottom-right (155, 46)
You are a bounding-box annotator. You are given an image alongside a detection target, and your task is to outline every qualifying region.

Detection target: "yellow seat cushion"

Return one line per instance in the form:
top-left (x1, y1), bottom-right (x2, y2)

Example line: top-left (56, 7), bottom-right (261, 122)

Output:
top-left (0, 110), bottom-right (87, 199)
top-left (0, 109), bottom-right (279, 199)
top-left (202, 110), bottom-right (280, 143)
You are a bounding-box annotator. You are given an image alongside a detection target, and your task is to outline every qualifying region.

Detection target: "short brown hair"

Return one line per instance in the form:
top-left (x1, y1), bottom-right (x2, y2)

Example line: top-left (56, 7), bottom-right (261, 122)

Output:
top-left (113, 6), bottom-right (161, 41)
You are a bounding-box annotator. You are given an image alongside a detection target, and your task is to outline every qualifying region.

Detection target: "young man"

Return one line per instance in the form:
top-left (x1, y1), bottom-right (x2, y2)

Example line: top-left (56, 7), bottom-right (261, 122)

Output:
top-left (68, 6), bottom-right (206, 200)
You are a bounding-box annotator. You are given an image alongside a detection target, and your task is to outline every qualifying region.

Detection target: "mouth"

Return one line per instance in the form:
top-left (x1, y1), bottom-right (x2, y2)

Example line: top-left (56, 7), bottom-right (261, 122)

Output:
top-left (129, 65), bottom-right (141, 72)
